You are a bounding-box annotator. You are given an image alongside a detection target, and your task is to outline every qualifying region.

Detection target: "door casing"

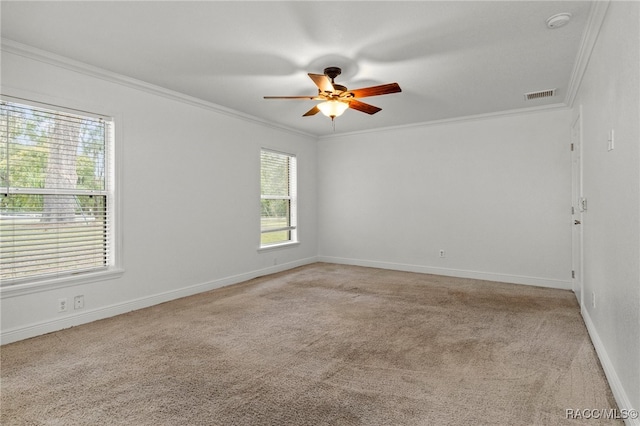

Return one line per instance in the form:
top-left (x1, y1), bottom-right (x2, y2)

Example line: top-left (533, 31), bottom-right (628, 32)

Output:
top-left (571, 108), bottom-right (584, 309)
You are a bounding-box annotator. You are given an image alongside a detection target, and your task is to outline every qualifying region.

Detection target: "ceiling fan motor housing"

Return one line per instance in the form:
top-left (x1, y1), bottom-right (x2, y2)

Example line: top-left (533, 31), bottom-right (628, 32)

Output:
top-left (333, 84), bottom-right (349, 94)
top-left (324, 67), bottom-right (351, 97)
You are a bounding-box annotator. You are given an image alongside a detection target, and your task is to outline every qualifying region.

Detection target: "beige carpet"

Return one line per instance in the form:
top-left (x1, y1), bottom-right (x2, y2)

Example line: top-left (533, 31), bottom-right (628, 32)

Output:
top-left (1, 263), bottom-right (620, 425)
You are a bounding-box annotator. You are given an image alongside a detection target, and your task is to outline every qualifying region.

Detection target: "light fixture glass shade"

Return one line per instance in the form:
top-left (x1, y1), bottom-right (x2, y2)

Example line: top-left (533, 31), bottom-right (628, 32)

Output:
top-left (317, 101), bottom-right (349, 118)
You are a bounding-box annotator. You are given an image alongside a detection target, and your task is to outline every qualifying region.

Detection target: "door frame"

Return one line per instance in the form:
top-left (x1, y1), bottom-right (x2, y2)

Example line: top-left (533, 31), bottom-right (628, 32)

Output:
top-left (571, 107), bottom-right (584, 309)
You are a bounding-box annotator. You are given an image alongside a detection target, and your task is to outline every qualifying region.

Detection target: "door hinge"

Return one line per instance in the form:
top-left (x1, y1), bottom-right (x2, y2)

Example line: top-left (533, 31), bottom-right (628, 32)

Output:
top-left (571, 206), bottom-right (575, 215)
top-left (572, 270), bottom-right (575, 279)
top-left (571, 143), bottom-right (574, 151)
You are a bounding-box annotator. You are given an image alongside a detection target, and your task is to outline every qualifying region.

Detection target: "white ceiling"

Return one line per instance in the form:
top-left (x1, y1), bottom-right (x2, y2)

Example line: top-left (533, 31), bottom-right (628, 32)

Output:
top-left (1, 1), bottom-right (594, 137)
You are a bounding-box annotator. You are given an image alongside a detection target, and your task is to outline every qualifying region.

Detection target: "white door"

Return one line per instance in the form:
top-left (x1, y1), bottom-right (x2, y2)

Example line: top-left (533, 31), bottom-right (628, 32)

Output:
top-left (571, 112), bottom-right (584, 308)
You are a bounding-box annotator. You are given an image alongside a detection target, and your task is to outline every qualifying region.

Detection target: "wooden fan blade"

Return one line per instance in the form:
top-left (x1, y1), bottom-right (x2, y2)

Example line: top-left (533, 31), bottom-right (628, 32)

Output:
top-left (349, 100), bottom-right (382, 115)
top-left (302, 105), bottom-right (321, 117)
top-left (308, 73), bottom-right (334, 93)
top-left (264, 96), bottom-right (319, 100)
top-left (349, 83), bottom-right (401, 98)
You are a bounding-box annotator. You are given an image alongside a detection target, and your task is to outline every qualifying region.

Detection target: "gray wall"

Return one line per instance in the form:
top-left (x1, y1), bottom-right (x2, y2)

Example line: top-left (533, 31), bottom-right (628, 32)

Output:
top-left (317, 109), bottom-right (572, 288)
top-left (0, 49), bottom-right (318, 341)
top-left (2, 1), bottom-right (638, 415)
top-left (572, 0), bottom-right (640, 413)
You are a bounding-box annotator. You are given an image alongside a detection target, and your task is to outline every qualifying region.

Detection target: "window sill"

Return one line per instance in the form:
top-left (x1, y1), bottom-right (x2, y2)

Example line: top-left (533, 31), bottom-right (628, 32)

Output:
top-left (0, 267), bottom-right (124, 299)
top-left (257, 241), bottom-right (300, 252)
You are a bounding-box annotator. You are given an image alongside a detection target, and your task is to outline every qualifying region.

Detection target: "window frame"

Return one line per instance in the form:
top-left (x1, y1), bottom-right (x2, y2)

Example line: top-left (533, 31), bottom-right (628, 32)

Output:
top-left (0, 94), bottom-right (123, 297)
top-left (259, 148), bottom-right (298, 250)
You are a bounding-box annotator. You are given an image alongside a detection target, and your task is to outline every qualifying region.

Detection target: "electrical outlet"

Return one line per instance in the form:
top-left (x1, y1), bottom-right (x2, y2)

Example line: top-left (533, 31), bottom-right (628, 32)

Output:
top-left (439, 249), bottom-right (446, 258)
top-left (74, 295), bottom-right (84, 310)
top-left (58, 298), bottom-right (68, 313)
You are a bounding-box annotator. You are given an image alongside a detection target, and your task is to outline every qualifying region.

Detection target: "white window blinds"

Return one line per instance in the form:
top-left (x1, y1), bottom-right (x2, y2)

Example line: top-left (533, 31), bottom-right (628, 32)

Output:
top-left (0, 100), bottom-right (114, 284)
top-left (260, 149), bottom-right (297, 246)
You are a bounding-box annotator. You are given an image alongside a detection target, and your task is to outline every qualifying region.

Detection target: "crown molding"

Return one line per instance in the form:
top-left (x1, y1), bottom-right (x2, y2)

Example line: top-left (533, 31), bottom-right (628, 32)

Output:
top-left (565, 0), bottom-right (611, 107)
top-left (3, 0), bottom-right (607, 144)
top-left (0, 38), bottom-right (315, 139)
top-left (319, 103), bottom-right (570, 140)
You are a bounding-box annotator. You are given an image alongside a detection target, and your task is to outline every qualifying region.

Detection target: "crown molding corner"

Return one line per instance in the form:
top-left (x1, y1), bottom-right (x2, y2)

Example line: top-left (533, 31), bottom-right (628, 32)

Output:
top-left (565, 0), bottom-right (611, 107)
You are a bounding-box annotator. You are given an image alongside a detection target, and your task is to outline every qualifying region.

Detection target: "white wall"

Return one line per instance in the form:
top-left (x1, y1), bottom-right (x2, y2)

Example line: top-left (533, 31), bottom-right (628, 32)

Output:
top-left (0, 48), bottom-right (318, 343)
top-left (317, 108), bottom-right (573, 289)
top-left (572, 1), bottom-right (640, 415)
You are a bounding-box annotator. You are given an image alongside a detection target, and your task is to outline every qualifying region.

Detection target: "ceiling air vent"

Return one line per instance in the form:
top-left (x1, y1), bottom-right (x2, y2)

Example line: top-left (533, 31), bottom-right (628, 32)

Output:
top-left (524, 89), bottom-right (556, 101)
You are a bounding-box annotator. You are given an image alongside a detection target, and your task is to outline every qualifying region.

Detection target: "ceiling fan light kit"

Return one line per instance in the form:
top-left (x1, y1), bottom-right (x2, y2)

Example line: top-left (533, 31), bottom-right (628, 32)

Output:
top-left (264, 66), bottom-right (401, 125)
top-left (317, 100), bottom-right (349, 120)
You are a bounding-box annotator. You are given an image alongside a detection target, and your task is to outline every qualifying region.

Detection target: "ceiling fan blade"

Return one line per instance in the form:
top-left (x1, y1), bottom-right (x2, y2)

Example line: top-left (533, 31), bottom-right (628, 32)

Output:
top-left (302, 106), bottom-right (321, 117)
top-left (264, 95), bottom-right (319, 99)
top-left (349, 100), bottom-right (382, 115)
top-left (349, 83), bottom-right (402, 98)
top-left (308, 73), bottom-right (335, 93)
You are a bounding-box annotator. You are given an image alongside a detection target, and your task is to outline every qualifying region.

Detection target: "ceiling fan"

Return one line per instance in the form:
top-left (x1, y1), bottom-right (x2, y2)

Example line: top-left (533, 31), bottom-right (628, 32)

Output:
top-left (264, 67), bottom-right (401, 122)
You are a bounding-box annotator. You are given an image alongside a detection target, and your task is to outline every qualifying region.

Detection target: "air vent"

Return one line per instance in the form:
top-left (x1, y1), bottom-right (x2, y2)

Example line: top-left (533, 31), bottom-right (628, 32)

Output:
top-left (524, 89), bottom-right (556, 101)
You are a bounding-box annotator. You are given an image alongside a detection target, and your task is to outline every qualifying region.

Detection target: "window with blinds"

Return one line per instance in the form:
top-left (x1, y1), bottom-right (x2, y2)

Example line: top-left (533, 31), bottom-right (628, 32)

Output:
top-left (0, 99), bottom-right (114, 285)
top-left (260, 149), bottom-right (297, 247)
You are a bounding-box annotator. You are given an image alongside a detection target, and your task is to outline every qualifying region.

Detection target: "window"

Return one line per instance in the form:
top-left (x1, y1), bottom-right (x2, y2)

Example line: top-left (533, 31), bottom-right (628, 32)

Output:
top-left (260, 149), bottom-right (297, 247)
top-left (0, 99), bottom-right (116, 285)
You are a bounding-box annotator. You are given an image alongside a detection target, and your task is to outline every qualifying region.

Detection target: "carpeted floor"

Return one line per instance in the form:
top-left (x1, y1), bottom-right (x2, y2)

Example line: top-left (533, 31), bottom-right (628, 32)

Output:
top-left (1, 263), bottom-right (620, 425)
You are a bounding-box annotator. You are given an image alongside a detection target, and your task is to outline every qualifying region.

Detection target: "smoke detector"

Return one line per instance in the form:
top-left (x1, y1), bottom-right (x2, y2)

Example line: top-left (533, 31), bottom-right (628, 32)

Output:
top-left (546, 13), bottom-right (572, 29)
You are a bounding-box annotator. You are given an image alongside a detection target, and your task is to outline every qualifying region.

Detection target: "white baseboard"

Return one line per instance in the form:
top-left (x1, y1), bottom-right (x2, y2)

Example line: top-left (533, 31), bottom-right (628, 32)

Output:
top-left (0, 256), bottom-right (318, 345)
top-left (581, 307), bottom-right (639, 426)
top-left (317, 256), bottom-right (572, 290)
top-left (0, 256), bottom-right (573, 345)
top-left (5, 255), bottom-right (635, 425)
